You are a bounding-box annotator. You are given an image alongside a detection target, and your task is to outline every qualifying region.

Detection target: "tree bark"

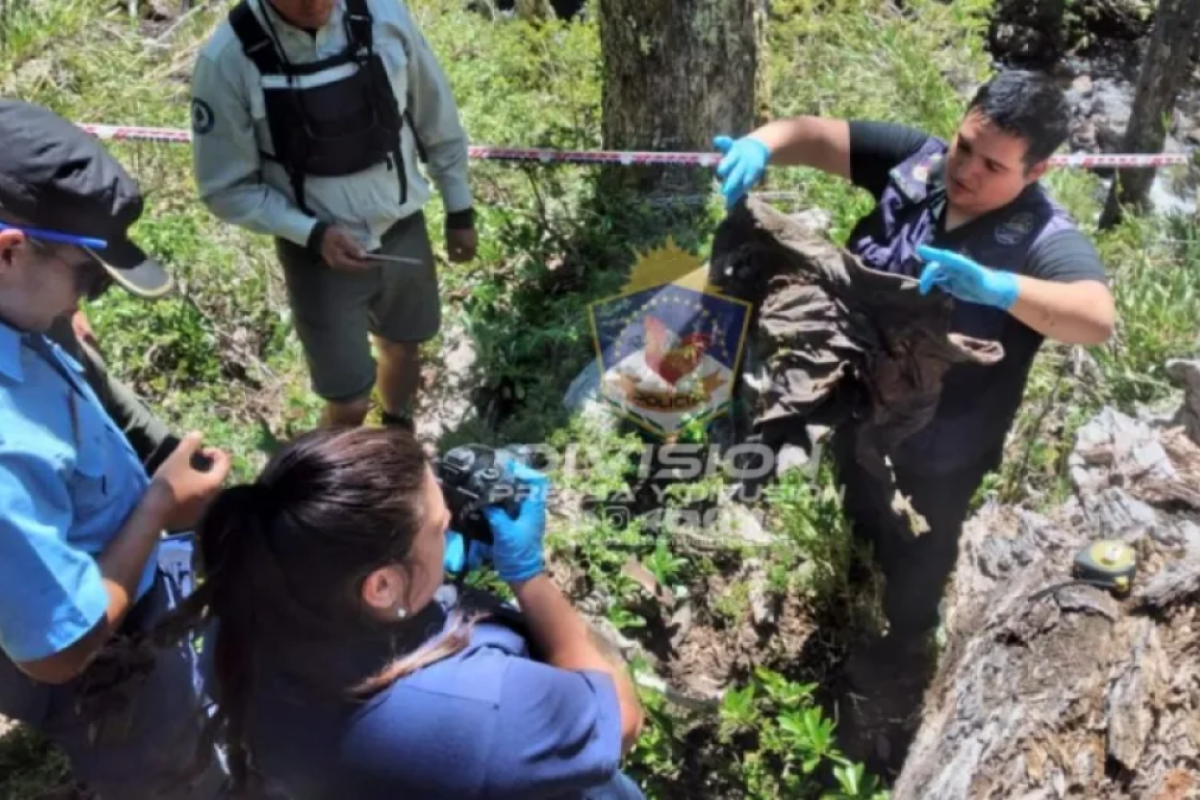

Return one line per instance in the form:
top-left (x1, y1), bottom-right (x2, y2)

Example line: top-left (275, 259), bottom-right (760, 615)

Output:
top-left (891, 364), bottom-right (1200, 800)
top-left (1098, 0), bottom-right (1200, 229)
top-left (596, 0), bottom-right (767, 199)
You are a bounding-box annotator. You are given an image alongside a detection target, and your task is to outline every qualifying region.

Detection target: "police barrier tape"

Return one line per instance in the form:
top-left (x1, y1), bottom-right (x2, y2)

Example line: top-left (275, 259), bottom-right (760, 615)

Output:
top-left (79, 123), bottom-right (1196, 170)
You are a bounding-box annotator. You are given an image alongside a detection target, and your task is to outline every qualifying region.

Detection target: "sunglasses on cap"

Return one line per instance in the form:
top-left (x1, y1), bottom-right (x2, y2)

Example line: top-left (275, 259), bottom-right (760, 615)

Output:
top-left (0, 222), bottom-right (114, 301)
top-left (0, 222), bottom-right (108, 250)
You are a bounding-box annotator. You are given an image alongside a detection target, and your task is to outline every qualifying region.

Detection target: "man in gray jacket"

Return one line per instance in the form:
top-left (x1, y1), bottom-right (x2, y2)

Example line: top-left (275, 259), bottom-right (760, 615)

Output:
top-left (191, 0), bottom-right (476, 429)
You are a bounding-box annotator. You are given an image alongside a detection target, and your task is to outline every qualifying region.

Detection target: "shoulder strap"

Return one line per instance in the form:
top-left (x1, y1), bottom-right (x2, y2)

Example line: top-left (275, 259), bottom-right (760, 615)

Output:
top-left (229, 0), bottom-right (283, 74)
top-left (343, 0), bottom-right (374, 51)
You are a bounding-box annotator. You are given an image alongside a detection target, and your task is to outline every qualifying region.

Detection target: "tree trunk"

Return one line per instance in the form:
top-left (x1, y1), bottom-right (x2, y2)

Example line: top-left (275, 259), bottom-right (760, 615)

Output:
top-left (596, 0), bottom-right (767, 199)
top-left (891, 362), bottom-right (1200, 800)
top-left (1098, 0), bottom-right (1200, 229)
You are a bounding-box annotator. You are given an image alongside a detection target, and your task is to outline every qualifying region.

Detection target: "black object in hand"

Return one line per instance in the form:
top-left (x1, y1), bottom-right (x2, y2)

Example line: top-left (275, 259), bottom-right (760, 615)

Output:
top-left (145, 435), bottom-right (215, 474)
top-left (433, 444), bottom-right (536, 544)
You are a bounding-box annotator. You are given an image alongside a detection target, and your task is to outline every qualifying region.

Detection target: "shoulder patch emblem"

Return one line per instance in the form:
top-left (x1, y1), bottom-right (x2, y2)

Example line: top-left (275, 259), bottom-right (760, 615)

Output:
top-left (191, 98), bottom-right (215, 135)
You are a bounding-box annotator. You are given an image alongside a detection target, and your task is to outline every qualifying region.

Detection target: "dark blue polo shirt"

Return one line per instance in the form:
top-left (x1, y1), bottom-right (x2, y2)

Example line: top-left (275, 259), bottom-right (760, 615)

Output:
top-left (235, 588), bottom-right (645, 800)
top-left (842, 120), bottom-right (1108, 472)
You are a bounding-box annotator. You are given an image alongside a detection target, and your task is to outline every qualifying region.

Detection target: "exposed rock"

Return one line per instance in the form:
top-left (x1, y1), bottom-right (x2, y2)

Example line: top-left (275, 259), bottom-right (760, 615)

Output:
top-left (1135, 545), bottom-right (1200, 608)
top-left (587, 612), bottom-right (725, 711)
top-left (1166, 359), bottom-right (1200, 444)
top-left (417, 321), bottom-right (483, 445)
top-left (988, 0), bottom-right (1153, 65)
top-left (621, 557), bottom-right (676, 607)
top-left (892, 368), bottom-right (1200, 799)
top-left (587, 614), bottom-right (642, 661)
top-left (1092, 78), bottom-right (1135, 151)
top-left (635, 670), bottom-right (724, 710)
top-left (990, 0), bottom-right (1200, 217)
top-left (743, 558), bottom-right (776, 626)
top-left (668, 601), bottom-right (694, 649)
top-left (990, 23), bottom-right (1061, 65)
top-left (666, 499), bottom-right (778, 552)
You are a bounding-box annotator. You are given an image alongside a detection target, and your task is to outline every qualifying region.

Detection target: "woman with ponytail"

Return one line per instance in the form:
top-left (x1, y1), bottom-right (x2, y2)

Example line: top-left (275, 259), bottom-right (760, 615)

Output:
top-left (156, 426), bottom-right (646, 800)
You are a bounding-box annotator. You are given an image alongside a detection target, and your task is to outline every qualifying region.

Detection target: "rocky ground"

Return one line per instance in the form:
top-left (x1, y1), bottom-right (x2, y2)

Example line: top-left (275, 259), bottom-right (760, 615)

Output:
top-left (893, 361), bottom-right (1200, 799)
top-left (1, 1), bottom-right (1197, 796)
top-left (990, 0), bottom-right (1200, 215)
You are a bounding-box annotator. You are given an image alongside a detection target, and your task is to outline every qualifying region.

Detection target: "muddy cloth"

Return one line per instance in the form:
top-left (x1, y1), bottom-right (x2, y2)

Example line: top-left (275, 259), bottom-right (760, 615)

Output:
top-left (709, 197), bottom-right (1004, 517)
top-left (843, 130), bottom-right (1103, 474)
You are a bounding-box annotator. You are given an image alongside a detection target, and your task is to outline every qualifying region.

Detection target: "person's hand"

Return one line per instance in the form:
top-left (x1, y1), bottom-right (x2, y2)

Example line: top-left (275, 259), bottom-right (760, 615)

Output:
top-left (446, 225), bottom-right (478, 263)
top-left (319, 226), bottom-right (373, 272)
top-left (71, 310), bottom-right (99, 352)
top-left (917, 245), bottom-right (1019, 310)
top-left (149, 431), bottom-right (231, 532)
top-left (714, 134), bottom-right (771, 209)
top-left (482, 462), bottom-right (548, 584)
top-left (443, 529), bottom-right (493, 577)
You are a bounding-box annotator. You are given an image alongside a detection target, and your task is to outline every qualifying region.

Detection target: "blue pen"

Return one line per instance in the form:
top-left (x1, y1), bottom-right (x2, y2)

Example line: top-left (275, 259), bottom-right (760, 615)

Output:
top-left (0, 222), bottom-right (108, 250)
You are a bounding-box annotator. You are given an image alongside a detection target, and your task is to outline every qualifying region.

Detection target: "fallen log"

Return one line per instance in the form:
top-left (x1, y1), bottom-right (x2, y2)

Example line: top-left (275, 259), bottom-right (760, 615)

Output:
top-left (892, 369), bottom-right (1200, 800)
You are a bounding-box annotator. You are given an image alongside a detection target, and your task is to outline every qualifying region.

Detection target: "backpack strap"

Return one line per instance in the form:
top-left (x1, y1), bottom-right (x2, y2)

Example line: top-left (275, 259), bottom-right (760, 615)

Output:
top-left (405, 108), bottom-right (427, 164)
top-left (229, 1), bottom-right (316, 210)
top-left (343, 0), bottom-right (374, 52)
top-left (229, 0), bottom-right (283, 74)
top-left (339, 0), bottom-right (409, 205)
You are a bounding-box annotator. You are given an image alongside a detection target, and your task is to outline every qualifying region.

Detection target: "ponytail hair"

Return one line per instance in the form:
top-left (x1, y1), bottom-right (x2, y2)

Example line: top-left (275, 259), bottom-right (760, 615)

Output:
top-left (153, 426), bottom-right (478, 796)
top-left (153, 483), bottom-right (283, 794)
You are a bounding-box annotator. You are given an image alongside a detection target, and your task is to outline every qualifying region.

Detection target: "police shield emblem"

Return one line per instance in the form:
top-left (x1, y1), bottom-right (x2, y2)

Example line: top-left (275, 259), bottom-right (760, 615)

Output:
top-left (995, 211), bottom-right (1035, 245)
top-left (588, 240), bottom-right (752, 438)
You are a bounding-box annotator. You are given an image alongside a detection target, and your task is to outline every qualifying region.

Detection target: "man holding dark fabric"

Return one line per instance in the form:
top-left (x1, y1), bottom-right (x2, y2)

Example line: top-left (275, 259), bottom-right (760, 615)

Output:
top-left (711, 69), bottom-right (1115, 729)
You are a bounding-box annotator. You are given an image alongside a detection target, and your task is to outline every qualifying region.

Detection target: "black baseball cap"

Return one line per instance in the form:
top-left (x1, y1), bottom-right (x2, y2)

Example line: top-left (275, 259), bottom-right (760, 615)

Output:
top-left (0, 99), bottom-right (171, 298)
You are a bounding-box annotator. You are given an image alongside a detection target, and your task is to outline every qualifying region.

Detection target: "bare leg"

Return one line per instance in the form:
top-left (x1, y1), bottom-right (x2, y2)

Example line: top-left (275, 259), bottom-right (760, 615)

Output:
top-left (374, 336), bottom-right (422, 426)
top-left (320, 396), bottom-right (372, 428)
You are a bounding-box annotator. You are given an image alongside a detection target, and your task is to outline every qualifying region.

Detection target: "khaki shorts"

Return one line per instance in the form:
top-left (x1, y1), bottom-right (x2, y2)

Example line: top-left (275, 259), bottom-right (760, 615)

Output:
top-left (277, 211), bottom-right (441, 403)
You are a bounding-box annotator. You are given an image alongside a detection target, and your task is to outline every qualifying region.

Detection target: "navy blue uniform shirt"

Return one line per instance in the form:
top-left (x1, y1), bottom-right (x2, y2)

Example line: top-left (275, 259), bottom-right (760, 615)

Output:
top-left (232, 587), bottom-right (644, 800)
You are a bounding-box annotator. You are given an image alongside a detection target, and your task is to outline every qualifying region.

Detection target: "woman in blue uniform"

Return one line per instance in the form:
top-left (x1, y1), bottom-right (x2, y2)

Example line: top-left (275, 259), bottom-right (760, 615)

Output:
top-left (155, 426), bottom-right (646, 799)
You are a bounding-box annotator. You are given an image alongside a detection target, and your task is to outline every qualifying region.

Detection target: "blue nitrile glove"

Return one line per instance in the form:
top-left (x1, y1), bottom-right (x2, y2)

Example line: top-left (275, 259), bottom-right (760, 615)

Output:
top-left (916, 245), bottom-right (1020, 310)
top-left (482, 461), bottom-right (549, 584)
top-left (714, 134), bottom-right (771, 209)
top-left (443, 530), bottom-right (492, 577)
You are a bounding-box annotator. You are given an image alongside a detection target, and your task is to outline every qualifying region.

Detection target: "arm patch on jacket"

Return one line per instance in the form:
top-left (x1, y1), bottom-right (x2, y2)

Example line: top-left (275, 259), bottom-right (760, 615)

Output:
top-left (191, 98), bottom-right (215, 135)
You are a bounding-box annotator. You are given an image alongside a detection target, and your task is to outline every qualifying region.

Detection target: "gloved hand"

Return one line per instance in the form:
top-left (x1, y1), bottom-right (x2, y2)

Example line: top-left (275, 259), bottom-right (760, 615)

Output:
top-left (483, 461), bottom-right (549, 584)
top-left (443, 529), bottom-right (492, 577)
top-left (917, 245), bottom-right (1019, 310)
top-left (714, 134), bottom-right (771, 209)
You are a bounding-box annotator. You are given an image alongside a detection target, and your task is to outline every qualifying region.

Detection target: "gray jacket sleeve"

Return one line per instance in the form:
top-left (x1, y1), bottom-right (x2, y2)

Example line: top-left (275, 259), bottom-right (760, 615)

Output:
top-left (397, 4), bottom-right (472, 215)
top-left (190, 49), bottom-right (319, 248)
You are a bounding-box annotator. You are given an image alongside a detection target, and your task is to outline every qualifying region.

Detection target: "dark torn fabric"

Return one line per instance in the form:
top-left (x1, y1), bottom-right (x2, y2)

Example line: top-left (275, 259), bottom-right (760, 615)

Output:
top-left (709, 198), bottom-right (1005, 526)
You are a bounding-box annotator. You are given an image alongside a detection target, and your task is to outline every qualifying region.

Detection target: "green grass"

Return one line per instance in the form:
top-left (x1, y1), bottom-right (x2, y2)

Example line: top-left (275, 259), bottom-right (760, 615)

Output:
top-left (2, 0), bottom-right (1198, 797)
top-left (0, 727), bottom-right (70, 800)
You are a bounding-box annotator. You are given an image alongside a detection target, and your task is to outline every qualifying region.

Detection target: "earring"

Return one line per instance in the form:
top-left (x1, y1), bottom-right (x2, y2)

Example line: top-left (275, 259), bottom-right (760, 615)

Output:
top-left (396, 606), bottom-right (409, 620)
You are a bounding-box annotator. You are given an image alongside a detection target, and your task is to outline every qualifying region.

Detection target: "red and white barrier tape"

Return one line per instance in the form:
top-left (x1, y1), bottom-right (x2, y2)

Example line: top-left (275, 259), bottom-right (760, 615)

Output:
top-left (79, 123), bottom-right (1195, 169)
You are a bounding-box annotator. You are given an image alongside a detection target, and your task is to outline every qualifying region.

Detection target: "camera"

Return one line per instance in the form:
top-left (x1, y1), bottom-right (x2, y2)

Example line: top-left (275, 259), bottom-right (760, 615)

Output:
top-left (432, 444), bottom-right (538, 544)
